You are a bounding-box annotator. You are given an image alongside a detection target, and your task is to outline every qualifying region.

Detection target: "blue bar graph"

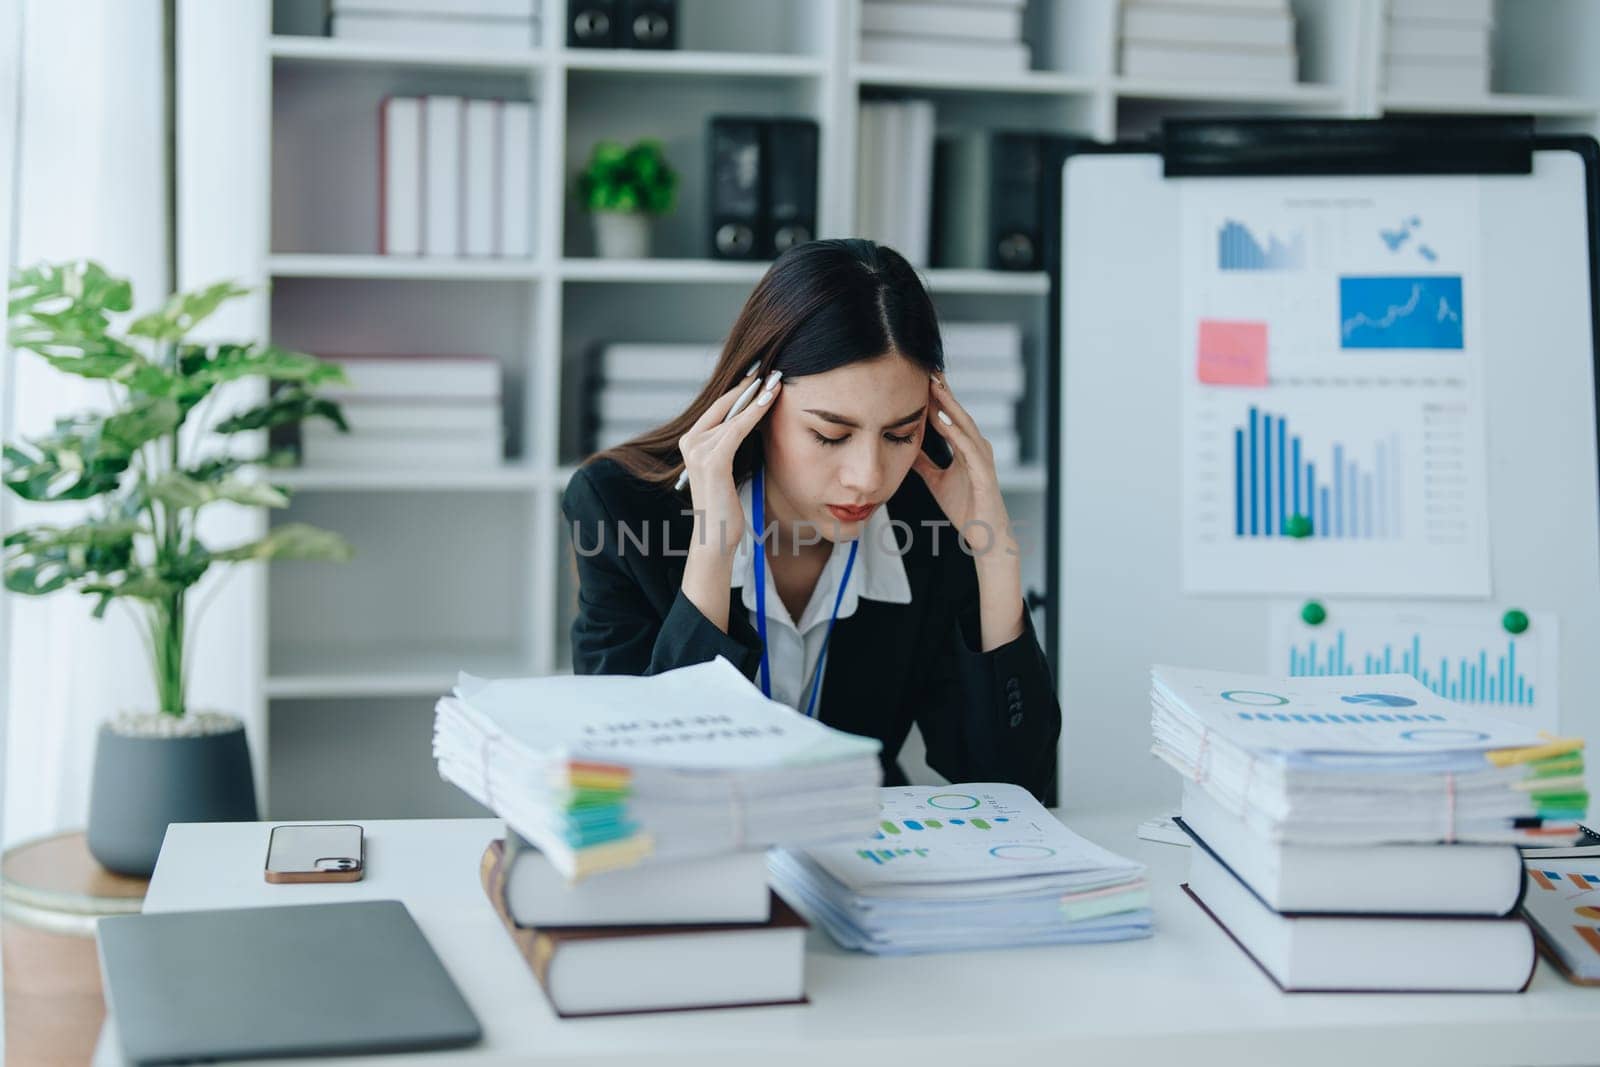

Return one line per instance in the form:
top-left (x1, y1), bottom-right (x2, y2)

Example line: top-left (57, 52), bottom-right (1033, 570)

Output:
top-left (1232, 405), bottom-right (1403, 540)
top-left (1218, 219), bottom-right (1307, 271)
top-left (1285, 630), bottom-right (1535, 707)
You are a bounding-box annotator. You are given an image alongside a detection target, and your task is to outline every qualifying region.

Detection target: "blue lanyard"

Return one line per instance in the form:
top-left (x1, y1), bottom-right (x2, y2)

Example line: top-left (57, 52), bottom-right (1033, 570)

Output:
top-left (752, 466), bottom-right (858, 719)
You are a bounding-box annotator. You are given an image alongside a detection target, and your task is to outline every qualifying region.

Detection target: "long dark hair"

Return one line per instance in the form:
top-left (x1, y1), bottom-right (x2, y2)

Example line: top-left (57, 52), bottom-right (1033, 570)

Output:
top-left (586, 238), bottom-right (945, 493)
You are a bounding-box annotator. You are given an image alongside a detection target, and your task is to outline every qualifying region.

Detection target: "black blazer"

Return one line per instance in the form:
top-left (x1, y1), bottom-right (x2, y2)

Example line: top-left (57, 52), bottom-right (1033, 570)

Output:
top-left (561, 457), bottom-right (1061, 802)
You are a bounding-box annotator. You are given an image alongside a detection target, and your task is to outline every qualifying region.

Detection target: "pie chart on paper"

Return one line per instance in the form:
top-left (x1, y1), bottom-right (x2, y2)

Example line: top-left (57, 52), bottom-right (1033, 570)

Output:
top-left (1340, 693), bottom-right (1419, 708)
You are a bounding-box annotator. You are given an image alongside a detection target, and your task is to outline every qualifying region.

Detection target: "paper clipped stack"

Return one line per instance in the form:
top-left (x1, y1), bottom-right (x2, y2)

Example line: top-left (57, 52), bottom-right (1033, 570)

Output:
top-left (330, 0), bottom-right (542, 49)
top-left (1383, 0), bottom-right (1493, 99)
top-left (380, 94), bottom-right (537, 258)
top-left (301, 354), bottom-right (504, 469)
top-left (769, 783), bottom-right (1151, 955)
top-left (1119, 0), bottom-right (1298, 85)
top-left (941, 322), bottom-right (1026, 469)
top-left (1152, 665), bottom-right (1589, 992)
top-left (588, 342), bottom-right (720, 452)
top-left (857, 99), bottom-right (937, 267)
top-left (858, 0), bottom-right (1030, 75)
top-left (436, 656), bottom-right (883, 1015)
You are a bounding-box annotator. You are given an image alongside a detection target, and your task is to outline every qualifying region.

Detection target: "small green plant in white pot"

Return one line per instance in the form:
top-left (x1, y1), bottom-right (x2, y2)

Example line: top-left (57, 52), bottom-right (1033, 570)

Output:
top-left (575, 138), bottom-right (678, 258)
top-left (4, 261), bottom-right (353, 875)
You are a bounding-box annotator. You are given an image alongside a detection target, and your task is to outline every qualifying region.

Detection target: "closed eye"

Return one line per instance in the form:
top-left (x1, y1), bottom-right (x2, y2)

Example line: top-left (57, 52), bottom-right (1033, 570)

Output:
top-left (811, 429), bottom-right (917, 447)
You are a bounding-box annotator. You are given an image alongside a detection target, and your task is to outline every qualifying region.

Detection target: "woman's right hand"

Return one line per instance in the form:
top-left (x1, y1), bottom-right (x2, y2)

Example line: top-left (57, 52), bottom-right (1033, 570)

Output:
top-left (678, 370), bottom-right (782, 559)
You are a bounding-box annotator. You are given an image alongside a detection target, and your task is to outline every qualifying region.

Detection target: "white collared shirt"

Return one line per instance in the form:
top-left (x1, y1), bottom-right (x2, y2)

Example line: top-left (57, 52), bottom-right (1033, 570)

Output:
top-left (728, 472), bottom-right (913, 716)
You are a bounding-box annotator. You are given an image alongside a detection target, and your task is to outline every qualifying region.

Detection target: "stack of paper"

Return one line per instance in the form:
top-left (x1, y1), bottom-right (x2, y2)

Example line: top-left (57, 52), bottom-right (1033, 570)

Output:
top-left (331, 0), bottom-right (542, 50)
top-left (301, 355), bottom-right (504, 469)
top-left (856, 99), bottom-right (936, 267)
top-left (1383, 0), bottom-right (1493, 99)
top-left (1152, 666), bottom-right (1588, 846)
top-left (1154, 666), bottom-right (1587, 992)
top-left (381, 95), bottom-right (536, 258)
top-left (857, 0), bottom-right (1031, 75)
top-left (1119, 0), bottom-right (1298, 85)
top-left (941, 322), bottom-right (1026, 468)
top-left (587, 342), bottom-right (721, 452)
top-left (433, 656), bottom-right (884, 879)
top-left (769, 784), bottom-right (1151, 955)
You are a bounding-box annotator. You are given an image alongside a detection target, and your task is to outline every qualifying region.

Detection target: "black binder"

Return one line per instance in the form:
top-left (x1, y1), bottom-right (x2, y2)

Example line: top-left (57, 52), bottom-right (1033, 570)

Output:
top-left (763, 119), bottom-right (819, 257)
top-left (708, 117), bottom-right (764, 260)
top-left (707, 117), bottom-right (820, 260)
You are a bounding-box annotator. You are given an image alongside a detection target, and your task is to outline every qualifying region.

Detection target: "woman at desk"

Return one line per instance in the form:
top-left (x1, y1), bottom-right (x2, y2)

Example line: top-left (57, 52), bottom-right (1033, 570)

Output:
top-left (561, 239), bottom-right (1060, 801)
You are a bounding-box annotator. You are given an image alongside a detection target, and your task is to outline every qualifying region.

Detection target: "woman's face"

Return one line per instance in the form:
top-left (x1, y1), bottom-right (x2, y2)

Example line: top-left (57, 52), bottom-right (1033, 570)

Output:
top-left (759, 352), bottom-right (931, 544)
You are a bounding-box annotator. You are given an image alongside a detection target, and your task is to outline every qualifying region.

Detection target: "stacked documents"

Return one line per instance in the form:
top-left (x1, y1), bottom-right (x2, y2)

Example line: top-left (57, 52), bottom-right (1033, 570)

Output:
top-left (769, 784), bottom-right (1151, 955)
top-left (433, 656), bottom-right (883, 879)
top-left (1151, 666), bottom-right (1588, 846)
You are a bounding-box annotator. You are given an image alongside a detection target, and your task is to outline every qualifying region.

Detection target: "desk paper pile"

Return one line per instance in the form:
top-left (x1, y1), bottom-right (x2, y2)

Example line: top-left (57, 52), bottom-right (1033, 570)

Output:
top-left (1153, 666), bottom-right (1588, 992)
top-left (433, 655), bottom-right (883, 879)
top-left (769, 784), bottom-right (1151, 955)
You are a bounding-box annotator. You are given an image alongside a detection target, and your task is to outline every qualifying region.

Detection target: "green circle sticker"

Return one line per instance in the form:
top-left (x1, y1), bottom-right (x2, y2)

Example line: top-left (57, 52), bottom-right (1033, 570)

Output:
top-left (1502, 609), bottom-right (1529, 635)
top-left (1300, 601), bottom-right (1327, 626)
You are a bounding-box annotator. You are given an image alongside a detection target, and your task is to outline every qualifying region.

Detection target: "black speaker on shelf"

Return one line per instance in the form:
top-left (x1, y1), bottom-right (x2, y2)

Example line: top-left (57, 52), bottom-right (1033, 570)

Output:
top-left (621, 0), bottom-right (677, 49)
top-left (708, 118), bottom-right (764, 260)
top-left (568, 0), bottom-right (618, 47)
top-left (762, 119), bottom-right (819, 257)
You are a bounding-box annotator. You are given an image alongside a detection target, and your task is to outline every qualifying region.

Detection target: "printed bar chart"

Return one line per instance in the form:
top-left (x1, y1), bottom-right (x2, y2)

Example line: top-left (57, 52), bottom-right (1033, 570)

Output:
top-left (1285, 631), bottom-right (1536, 707)
top-left (1218, 219), bottom-right (1306, 271)
top-left (1233, 405), bottom-right (1402, 540)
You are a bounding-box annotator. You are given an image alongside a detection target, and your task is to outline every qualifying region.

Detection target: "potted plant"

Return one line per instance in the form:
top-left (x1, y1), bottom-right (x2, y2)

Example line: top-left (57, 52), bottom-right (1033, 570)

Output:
top-left (575, 138), bottom-right (678, 259)
top-left (4, 261), bottom-right (352, 876)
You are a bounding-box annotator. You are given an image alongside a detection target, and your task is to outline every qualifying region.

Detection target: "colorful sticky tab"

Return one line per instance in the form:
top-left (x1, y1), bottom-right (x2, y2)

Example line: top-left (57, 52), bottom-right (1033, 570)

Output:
top-left (1197, 319), bottom-right (1269, 386)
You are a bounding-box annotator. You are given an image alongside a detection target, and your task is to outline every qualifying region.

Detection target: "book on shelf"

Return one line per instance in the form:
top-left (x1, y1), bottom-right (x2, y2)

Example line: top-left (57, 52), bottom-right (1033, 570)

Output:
top-left (463, 99), bottom-right (497, 257)
top-left (598, 342), bottom-right (721, 384)
top-left (858, 34), bottom-right (1031, 74)
top-left (859, 1), bottom-right (1024, 45)
top-left (480, 840), bottom-right (808, 1018)
top-left (941, 321), bottom-right (1023, 358)
top-left (501, 831), bottom-right (771, 926)
top-left (299, 430), bottom-right (504, 469)
top-left (1125, 0), bottom-right (1286, 10)
top-left (500, 101), bottom-right (535, 258)
top-left (1120, 4), bottom-right (1293, 49)
top-left (1387, 0), bottom-right (1493, 24)
top-left (331, 0), bottom-right (540, 15)
top-left (1184, 829), bottom-right (1537, 992)
top-left (424, 96), bottom-right (461, 256)
top-left (1383, 57), bottom-right (1490, 98)
top-left (323, 355), bottom-right (502, 400)
top-left (1385, 19), bottom-right (1493, 60)
top-left (1178, 783), bottom-right (1525, 916)
top-left (1119, 40), bottom-right (1298, 83)
top-left (331, 12), bottom-right (540, 48)
top-left (379, 97), bottom-right (421, 256)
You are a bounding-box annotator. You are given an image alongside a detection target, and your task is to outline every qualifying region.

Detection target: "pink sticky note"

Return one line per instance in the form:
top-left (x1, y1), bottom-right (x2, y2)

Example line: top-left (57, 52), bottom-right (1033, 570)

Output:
top-left (1197, 320), bottom-right (1269, 386)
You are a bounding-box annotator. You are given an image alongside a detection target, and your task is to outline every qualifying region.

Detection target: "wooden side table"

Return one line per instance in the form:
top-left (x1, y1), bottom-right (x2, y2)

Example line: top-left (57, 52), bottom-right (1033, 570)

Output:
top-left (2, 831), bottom-right (148, 1067)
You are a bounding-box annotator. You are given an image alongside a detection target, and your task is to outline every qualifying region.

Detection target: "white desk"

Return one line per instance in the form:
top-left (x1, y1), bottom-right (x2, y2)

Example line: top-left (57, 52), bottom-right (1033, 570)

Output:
top-left (95, 812), bottom-right (1600, 1067)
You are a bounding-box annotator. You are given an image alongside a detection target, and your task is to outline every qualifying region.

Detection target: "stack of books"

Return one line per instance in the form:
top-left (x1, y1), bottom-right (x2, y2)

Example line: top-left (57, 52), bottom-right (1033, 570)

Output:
top-left (434, 656), bottom-right (884, 1014)
top-left (770, 783), bottom-right (1150, 954)
top-left (380, 95), bottom-right (537, 258)
top-left (1383, 0), bottom-right (1493, 99)
top-left (1119, 0), bottom-right (1298, 85)
top-left (588, 342), bottom-right (721, 452)
top-left (1152, 665), bottom-right (1589, 992)
top-left (330, 0), bottom-right (542, 49)
top-left (302, 354), bottom-right (504, 469)
top-left (857, 0), bottom-right (1030, 75)
top-left (856, 99), bottom-right (936, 267)
top-left (941, 322), bottom-right (1026, 468)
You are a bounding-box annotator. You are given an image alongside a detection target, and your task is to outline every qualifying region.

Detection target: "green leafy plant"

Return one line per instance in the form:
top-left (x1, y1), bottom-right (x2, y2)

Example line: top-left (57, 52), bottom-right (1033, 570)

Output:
top-left (575, 139), bottom-right (678, 215)
top-left (4, 261), bottom-right (353, 717)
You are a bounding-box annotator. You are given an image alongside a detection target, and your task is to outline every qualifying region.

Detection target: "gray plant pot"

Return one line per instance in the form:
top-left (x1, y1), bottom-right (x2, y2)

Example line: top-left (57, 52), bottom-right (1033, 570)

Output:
top-left (86, 715), bottom-right (259, 877)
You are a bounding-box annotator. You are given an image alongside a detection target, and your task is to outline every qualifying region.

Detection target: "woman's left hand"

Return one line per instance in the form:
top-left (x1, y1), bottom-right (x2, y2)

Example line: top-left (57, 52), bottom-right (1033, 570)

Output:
top-left (911, 374), bottom-right (1014, 564)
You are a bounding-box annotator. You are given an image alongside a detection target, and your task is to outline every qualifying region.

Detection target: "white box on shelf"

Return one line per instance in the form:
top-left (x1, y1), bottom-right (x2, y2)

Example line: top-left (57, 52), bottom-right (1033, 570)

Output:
top-left (330, 13), bottom-right (540, 50)
top-left (331, 0), bottom-right (540, 15)
top-left (1128, 0), bottom-right (1286, 10)
top-left (1120, 41), bottom-right (1298, 83)
top-left (596, 388), bottom-right (697, 423)
top-left (599, 343), bottom-right (721, 383)
top-left (1386, 0), bottom-right (1493, 25)
top-left (424, 96), bottom-right (463, 256)
top-left (941, 321), bottom-right (1023, 358)
top-left (326, 355), bottom-right (503, 400)
top-left (326, 399), bottom-right (505, 434)
top-left (499, 100), bottom-right (534, 259)
top-left (380, 96), bottom-right (421, 256)
top-left (1385, 19), bottom-right (1492, 60)
top-left (1384, 56), bottom-right (1490, 97)
top-left (859, 1), bottom-right (1023, 42)
top-left (464, 99), bottom-right (498, 258)
top-left (858, 34), bottom-right (1031, 73)
top-left (300, 431), bottom-right (506, 469)
top-left (1121, 5), bottom-right (1294, 49)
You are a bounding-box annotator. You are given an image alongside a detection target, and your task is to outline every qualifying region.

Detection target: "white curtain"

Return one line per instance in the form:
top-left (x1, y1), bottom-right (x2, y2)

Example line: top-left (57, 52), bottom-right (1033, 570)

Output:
top-left (2, 0), bottom-right (170, 848)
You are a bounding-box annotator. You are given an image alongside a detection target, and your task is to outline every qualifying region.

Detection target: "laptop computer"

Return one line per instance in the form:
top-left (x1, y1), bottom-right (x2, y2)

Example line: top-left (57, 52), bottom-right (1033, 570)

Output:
top-left (97, 899), bottom-right (481, 1064)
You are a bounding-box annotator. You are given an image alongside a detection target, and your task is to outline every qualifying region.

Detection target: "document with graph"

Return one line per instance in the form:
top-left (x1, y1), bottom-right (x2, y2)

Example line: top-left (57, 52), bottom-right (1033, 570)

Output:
top-left (1522, 861), bottom-right (1600, 983)
top-left (1267, 602), bottom-right (1559, 731)
top-left (1177, 177), bottom-right (1491, 595)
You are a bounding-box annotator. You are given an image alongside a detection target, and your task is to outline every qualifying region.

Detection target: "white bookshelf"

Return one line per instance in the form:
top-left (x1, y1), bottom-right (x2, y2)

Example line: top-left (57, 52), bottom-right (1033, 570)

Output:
top-left (179, 0), bottom-right (1600, 819)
